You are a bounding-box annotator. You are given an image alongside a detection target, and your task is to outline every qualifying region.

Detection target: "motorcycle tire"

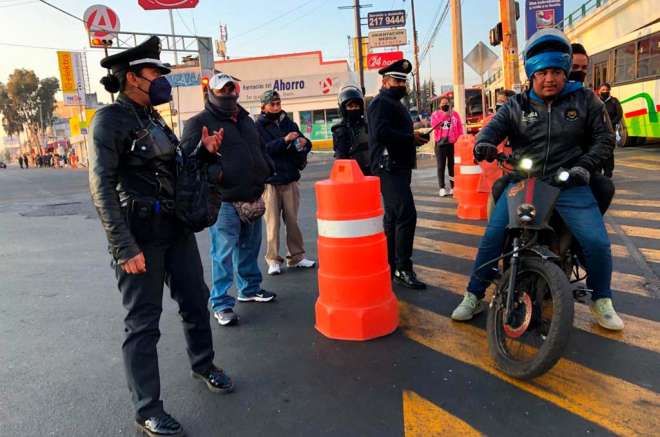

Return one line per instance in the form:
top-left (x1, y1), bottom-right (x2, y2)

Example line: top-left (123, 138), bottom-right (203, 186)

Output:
top-left (487, 257), bottom-right (574, 380)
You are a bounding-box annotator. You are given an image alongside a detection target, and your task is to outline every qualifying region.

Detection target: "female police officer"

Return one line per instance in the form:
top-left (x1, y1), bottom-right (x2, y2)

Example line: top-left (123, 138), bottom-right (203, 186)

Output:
top-left (89, 36), bottom-right (232, 437)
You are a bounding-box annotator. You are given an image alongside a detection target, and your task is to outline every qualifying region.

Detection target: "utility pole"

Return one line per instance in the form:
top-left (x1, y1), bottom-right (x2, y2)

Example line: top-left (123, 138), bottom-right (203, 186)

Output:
top-left (450, 0), bottom-right (466, 122)
top-left (169, 9), bottom-right (178, 65)
top-left (410, 0), bottom-right (422, 111)
top-left (500, 0), bottom-right (521, 91)
top-left (354, 0), bottom-right (366, 94)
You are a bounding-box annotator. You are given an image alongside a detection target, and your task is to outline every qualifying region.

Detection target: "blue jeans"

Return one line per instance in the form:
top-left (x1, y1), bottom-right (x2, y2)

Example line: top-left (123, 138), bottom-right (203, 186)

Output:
top-left (208, 202), bottom-right (263, 312)
top-left (467, 184), bottom-right (612, 301)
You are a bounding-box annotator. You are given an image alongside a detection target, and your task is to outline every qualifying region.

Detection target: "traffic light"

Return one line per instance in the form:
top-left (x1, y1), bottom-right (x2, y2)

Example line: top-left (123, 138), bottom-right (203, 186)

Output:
top-left (489, 23), bottom-right (503, 46)
top-left (201, 76), bottom-right (209, 101)
top-left (90, 38), bottom-right (113, 48)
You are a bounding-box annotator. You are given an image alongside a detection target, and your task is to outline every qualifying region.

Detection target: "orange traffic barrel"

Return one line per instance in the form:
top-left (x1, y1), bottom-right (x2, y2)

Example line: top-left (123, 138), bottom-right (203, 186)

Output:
top-left (453, 135), bottom-right (488, 220)
top-left (314, 159), bottom-right (398, 341)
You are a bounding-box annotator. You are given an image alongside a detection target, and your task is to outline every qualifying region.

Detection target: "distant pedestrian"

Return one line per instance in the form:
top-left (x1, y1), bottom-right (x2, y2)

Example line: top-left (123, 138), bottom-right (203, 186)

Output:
top-left (431, 96), bottom-right (464, 197)
top-left (180, 72), bottom-right (276, 327)
top-left (599, 83), bottom-right (623, 178)
top-left (256, 89), bottom-right (315, 276)
top-left (18, 155), bottom-right (24, 169)
top-left (23, 154), bottom-right (29, 169)
top-left (332, 84), bottom-right (371, 176)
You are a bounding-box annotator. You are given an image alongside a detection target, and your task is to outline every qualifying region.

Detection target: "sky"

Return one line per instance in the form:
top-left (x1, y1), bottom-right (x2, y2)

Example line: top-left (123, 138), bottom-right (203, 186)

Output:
top-left (0, 0), bottom-right (587, 106)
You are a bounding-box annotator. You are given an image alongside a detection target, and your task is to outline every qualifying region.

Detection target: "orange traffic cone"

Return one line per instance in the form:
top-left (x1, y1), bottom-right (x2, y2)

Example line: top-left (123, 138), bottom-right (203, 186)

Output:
top-left (314, 160), bottom-right (399, 341)
top-left (454, 135), bottom-right (488, 220)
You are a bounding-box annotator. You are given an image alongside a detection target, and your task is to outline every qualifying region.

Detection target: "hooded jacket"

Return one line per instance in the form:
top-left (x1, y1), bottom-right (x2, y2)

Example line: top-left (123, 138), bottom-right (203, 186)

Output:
top-left (179, 102), bottom-right (273, 202)
top-left (476, 83), bottom-right (614, 178)
top-left (431, 109), bottom-right (464, 144)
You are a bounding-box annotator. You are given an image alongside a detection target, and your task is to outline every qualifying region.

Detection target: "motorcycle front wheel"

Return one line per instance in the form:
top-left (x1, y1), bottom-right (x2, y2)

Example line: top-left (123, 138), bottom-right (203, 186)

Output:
top-left (487, 257), bottom-right (574, 380)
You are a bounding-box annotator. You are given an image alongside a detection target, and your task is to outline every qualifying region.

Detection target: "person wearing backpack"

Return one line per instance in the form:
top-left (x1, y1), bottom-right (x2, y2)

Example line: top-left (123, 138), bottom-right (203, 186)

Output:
top-left (431, 96), bottom-right (464, 197)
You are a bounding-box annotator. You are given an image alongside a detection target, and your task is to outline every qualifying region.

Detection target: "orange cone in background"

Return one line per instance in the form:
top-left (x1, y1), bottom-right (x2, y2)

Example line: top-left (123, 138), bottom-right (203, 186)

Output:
top-left (314, 160), bottom-right (398, 341)
top-left (453, 135), bottom-right (488, 220)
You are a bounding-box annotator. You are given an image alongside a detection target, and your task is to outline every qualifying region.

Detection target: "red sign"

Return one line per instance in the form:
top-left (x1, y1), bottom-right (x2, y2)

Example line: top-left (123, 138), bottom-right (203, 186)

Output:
top-left (84, 5), bottom-right (120, 39)
top-left (367, 51), bottom-right (403, 70)
top-left (138, 0), bottom-right (199, 9)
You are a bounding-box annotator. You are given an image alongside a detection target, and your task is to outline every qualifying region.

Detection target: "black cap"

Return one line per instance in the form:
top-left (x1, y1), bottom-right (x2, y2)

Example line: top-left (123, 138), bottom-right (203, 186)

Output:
top-left (377, 59), bottom-right (412, 79)
top-left (100, 36), bottom-right (171, 75)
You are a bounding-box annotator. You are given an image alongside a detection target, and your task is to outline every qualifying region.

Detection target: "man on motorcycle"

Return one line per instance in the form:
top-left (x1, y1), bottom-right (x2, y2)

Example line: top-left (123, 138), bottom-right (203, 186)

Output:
top-left (451, 28), bottom-right (624, 331)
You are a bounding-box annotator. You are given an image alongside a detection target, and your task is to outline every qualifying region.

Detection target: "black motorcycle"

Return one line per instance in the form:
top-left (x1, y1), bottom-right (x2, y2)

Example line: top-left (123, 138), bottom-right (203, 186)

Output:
top-left (478, 155), bottom-right (591, 380)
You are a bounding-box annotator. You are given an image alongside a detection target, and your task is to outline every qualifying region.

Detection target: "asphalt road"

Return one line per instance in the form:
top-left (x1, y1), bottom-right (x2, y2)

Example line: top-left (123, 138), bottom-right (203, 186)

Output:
top-left (1, 146), bottom-right (659, 437)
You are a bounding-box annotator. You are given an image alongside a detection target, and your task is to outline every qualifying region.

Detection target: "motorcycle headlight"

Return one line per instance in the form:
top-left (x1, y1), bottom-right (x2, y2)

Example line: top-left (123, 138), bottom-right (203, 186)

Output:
top-left (517, 203), bottom-right (536, 223)
top-left (557, 170), bottom-right (570, 183)
top-left (520, 158), bottom-right (533, 171)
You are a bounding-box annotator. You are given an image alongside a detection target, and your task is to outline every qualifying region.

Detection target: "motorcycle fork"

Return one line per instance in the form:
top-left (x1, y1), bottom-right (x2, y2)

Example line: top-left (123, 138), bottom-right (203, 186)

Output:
top-left (504, 237), bottom-right (521, 324)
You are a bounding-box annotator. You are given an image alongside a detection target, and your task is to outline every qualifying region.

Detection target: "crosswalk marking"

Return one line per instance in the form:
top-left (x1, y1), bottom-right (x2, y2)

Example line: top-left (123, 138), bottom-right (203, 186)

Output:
top-left (612, 198), bottom-right (660, 208)
top-left (413, 264), bottom-right (660, 354)
top-left (399, 302), bottom-right (660, 437)
top-left (616, 161), bottom-right (660, 172)
top-left (608, 209), bottom-right (660, 221)
top-left (619, 224), bottom-right (660, 240)
top-left (403, 390), bottom-right (481, 437)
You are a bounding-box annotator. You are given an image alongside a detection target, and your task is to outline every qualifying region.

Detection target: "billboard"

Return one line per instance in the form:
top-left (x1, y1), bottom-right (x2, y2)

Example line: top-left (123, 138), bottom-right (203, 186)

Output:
top-left (57, 51), bottom-right (86, 106)
top-left (367, 51), bottom-right (404, 70)
top-left (368, 29), bottom-right (407, 49)
top-left (525, 0), bottom-right (564, 40)
top-left (238, 72), bottom-right (352, 103)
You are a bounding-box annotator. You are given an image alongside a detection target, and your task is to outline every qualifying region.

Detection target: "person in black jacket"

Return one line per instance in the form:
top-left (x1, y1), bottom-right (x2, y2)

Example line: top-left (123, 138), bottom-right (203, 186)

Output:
top-left (180, 73), bottom-right (276, 327)
top-left (255, 90), bottom-right (315, 276)
top-left (598, 83), bottom-right (623, 177)
top-left (451, 28), bottom-right (623, 331)
top-left (332, 84), bottom-right (370, 175)
top-left (367, 59), bottom-right (428, 290)
top-left (89, 37), bottom-right (233, 437)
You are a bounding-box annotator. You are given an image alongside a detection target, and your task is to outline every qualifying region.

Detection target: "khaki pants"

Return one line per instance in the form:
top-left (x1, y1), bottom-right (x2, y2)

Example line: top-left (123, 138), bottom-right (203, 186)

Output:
top-left (263, 182), bottom-right (306, 265)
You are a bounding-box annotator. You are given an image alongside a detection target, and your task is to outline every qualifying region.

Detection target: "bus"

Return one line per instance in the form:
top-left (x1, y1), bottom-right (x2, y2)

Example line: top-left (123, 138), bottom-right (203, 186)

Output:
top-left (585, 21), bottom-right (659, 146)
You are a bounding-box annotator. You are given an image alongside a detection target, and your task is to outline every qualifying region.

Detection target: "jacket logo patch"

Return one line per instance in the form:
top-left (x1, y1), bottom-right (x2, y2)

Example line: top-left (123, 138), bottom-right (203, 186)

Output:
top-left (565, 109), bottom-right (578, 121)
top-left (521, 111), bottom-right (539, 123)
top-left (508, 181), bottom-right (526, 197)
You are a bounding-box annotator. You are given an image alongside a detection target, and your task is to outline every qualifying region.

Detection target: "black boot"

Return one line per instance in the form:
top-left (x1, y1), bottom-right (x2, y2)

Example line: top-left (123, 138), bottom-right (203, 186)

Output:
top-left (192, 365), bottom-right (234, 394)
top-left (394, 269), bottom-right (427, 290)
top-left (136, 412), bottom-right (184, 437)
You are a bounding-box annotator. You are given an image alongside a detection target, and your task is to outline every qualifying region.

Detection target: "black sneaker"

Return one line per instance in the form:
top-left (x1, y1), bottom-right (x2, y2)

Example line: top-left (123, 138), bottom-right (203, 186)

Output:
top-left (394, 270), bottom-right (427, 290)
top-left (214, 309), bottom-right (239, 326)
top-left (192, 365), bottom-right (234, 394)
top-left (237, 289), bottom-right (277, 302)
top-left (136, 412), bottom-right (184, 437)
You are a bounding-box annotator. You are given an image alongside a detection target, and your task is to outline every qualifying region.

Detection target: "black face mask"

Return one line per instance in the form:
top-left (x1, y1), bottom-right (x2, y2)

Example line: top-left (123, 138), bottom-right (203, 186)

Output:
top-left (346, 109), bottom-right (363, 123)
top-left (599, 92), bottom-right (610, 100)
top-left (388, 86), bottom-right (407, 100)
top-left (495, 104), bottom-right (503, 111)
top-left (208, 92), bottom-right (238, 115)
top-left (568, 70), bottom-right (587, 83)
top-left (265, 111), bottom-right (281, 121)
top-left (441, 105), bottom-right (450, 112)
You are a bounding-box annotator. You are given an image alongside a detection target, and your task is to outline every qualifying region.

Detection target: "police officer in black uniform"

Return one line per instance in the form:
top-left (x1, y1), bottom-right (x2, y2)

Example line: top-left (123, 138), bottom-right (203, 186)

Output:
top-left (367, 59), bottom-right (427, 289)
top-left (89, 36), bottom-right (233, 437)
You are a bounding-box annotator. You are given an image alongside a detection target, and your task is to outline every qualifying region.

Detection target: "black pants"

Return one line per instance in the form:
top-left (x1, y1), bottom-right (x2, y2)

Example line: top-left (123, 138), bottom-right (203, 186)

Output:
top-left (378, 168), bottom-right (417, 272)
top-left (115, 220), bottom-right (214, 420)
top-left (602, 154), bottom-right (615, 178)
top-left (434, 142), bottom-right (455, 189)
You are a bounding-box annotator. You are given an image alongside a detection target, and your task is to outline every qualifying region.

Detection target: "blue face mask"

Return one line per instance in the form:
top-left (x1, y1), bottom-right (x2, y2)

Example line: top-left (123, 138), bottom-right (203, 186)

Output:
top-left (139, 75), bottom-right (172, 106)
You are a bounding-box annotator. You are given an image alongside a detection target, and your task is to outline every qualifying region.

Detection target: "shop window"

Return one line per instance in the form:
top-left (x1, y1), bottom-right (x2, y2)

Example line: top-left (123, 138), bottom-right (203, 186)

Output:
top-left (637, 34), bottom-right (660, 79)
top-left (614, 43), bottom-right (636, 83)
top-left (299, 111), bottom-right (314, 138)
top-left (299, 109), bottom-right (340, 141)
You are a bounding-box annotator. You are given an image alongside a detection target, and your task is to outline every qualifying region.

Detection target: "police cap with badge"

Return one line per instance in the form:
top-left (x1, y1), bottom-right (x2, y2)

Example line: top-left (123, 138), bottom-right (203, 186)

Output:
top-left (100, 36), bottom-right (171, 94)
top-left (378, 59), bottom-right (412, 80)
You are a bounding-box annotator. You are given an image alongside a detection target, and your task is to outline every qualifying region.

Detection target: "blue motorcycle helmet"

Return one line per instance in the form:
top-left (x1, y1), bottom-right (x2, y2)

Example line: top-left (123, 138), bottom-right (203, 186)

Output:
top-left (524, 28), bottom-right (572, 79)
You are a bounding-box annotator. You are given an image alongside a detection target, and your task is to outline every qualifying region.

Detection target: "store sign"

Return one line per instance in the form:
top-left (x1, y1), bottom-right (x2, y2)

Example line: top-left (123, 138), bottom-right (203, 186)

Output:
top-left (525, 0), bottom-right (564, 40)
top-left (57, 51), bottom-right (86, 106)
top-left (367, 10), bottom-right (406, 29)
top-left (138, 0), bottom-right (199, 10)
top-left (167, 71), bottom-right (201, 87)
top-left (239, 72), bottom-right (351, 103)
top-left (367, 51), bottom-right (403, 70)
top-left (368, 29), bottom-right (407, 49)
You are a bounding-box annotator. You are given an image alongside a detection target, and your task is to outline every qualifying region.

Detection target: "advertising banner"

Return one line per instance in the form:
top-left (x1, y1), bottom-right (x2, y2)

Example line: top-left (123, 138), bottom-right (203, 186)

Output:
top-left (367, 51), bottom-right (404, 70)
top-left (367, 10), bottom-right (406, 29)
top-left (526, 0), bottom-right (564, 40)
top-left (57, 51), bottom-right (86, 106)
top-left (368, 29), bottom-right (407, 49)
top-left (239, 72), bottom-right (352, 103)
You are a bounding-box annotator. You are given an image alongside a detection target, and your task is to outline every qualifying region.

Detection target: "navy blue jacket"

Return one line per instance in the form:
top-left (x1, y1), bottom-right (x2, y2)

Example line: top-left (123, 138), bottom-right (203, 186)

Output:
top-left (255, 112), bottom-right (311, 185)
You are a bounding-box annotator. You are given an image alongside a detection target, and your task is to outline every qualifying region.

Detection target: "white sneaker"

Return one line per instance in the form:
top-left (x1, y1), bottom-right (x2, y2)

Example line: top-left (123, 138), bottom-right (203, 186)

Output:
top-left (290, 258), bottom-right (316, 269)
top-left (447, 188), bottom-right (453, 196)
top-left (451, 292), bottom-right (484, 321)
top-left (267, 262), bottom-right (282, 275)
top-left (590, 298), bottom-right (624, 331)
top-left (439, 188), bottom-right (447, 197)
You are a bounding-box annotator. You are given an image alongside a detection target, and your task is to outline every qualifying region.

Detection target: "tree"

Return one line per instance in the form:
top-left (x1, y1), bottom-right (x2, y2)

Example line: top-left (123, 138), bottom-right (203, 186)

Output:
top-left (0, 83), bottom-right (24, 138)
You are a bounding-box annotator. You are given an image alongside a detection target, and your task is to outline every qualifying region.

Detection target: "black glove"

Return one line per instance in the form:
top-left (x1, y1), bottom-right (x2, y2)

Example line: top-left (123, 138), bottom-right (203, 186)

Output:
top-left (569, 166), bottom-right (590, 185)
top-left (474, 143), bottom-right (498, 162)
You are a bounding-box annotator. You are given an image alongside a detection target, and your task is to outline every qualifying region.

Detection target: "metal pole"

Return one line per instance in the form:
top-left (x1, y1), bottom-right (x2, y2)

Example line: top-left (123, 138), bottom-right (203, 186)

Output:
top-left (410, 0), bottom-right (422, 111)
top-left (104, 45), bottom-right (114, 102)
top-left (450, 0), bottom-right (466, 122)
top-left (169, 9), bottom-right (178, 65)
top-left (354, 0), bottom-right (366, 94)
top-left (481, 72), bottom-right (487, 116)
top-left (500, 0), bottom-right (521, 91)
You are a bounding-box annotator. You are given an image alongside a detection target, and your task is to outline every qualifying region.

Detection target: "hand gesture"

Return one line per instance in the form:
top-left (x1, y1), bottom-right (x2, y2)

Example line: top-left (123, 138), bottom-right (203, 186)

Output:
top-left (285, 132), bottom-right (300, 143)
top-left (121, 252), bottom-right (146, 274)
top-left (202, 126), bottom-right (224, 154)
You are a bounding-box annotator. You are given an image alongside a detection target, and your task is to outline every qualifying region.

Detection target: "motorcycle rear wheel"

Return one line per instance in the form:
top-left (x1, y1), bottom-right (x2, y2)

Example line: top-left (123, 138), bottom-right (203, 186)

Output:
top-left (487, 257), bottom-right (574, 380)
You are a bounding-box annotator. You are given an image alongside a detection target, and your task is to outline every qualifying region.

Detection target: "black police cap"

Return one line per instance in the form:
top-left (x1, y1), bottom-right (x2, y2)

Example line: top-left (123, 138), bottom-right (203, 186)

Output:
top-left (100, 36), bottom-right (171, 75)
top-left (378, 59), bottom-right (412, 79)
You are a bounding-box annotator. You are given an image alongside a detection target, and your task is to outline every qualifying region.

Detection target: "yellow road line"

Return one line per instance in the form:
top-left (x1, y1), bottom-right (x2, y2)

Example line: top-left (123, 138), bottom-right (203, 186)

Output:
top-left (403, 390), bottom-right (481, 437)
top-left (416, 204), bottom-right (457, 216)
top-left (612, 199), bottom-right (660, 208)
top-left (640, 248), bottom-right (660, 263)
top-left (609, 209), bottom-right (660, 221)
top-left (615, 189), bottom-right (640, 196)
top-left (413, 264), bottom-right (660, 354)
top-left (620, 224), bottom-right (660, 240)
top-left (400, 302), bottom-right (660, 437)
top-left (616, 161), bottom-right (660, 171)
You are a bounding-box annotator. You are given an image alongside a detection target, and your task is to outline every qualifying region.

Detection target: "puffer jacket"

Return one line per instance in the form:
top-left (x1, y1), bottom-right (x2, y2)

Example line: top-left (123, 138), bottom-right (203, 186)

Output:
top-left (476, 84), bottom-right (614, 178)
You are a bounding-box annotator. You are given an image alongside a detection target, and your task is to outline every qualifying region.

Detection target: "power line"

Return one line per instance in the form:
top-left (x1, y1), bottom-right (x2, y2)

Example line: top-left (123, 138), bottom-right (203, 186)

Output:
top-left (0, 41), bottom-right (80, 51)
top-left (176, 9), bottom-right (195, 36)
top-left (420, 0), bottom-right (450, 63)
top-left (232, 0), bottom-right (318, 40)
top-left (37, 0), bottom-right (83, 22)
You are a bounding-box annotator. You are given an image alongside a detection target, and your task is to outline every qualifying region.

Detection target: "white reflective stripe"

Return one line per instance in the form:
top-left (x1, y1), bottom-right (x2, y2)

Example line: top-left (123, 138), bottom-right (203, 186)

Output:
top-left (460, 165), bottom-right (482, 175)
top-left (317, 215), bottom-right (383, 238)
top-left (129, 58), bottom-right (166, 66)
top-left (454, 156), bottom-right (462, 164)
